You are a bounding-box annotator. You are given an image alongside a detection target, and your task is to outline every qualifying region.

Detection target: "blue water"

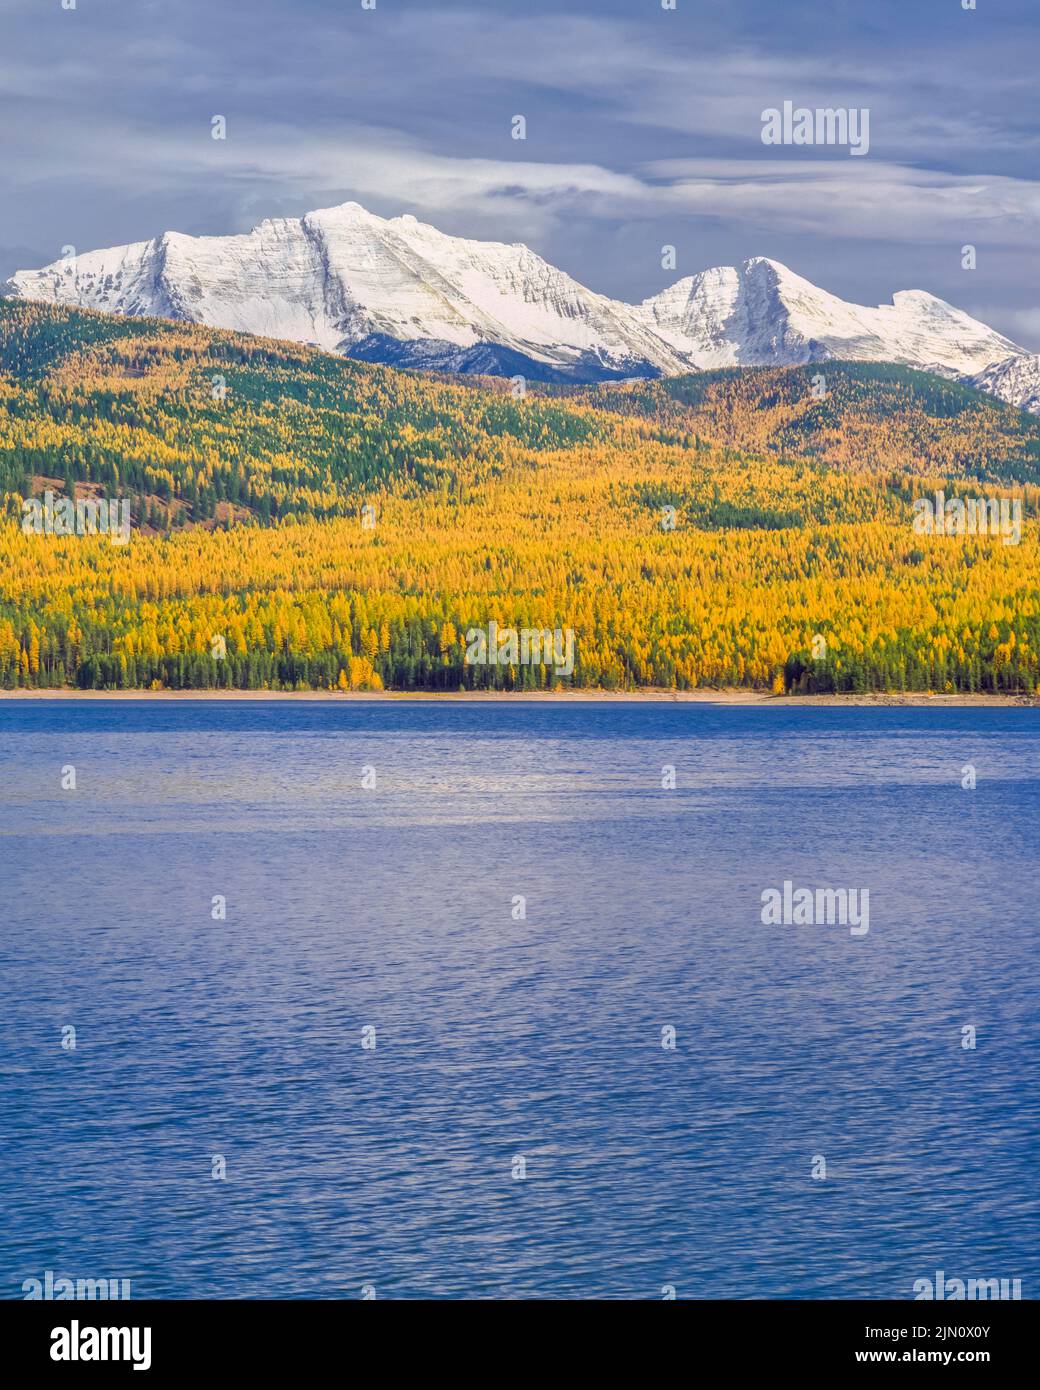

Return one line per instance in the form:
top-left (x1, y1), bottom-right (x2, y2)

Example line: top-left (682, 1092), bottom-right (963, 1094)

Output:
top-left (1, 700), bottom-right (1037, 1300)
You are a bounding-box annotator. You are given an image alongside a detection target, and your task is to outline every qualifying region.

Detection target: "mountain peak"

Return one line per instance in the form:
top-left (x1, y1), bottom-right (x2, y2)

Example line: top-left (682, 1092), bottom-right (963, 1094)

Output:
top-left (892, 288), bottom-right (946, 305)
top-left (742, 255), bottom-right (793, 275)
top-left (320, 200), bottom-right (370, 218)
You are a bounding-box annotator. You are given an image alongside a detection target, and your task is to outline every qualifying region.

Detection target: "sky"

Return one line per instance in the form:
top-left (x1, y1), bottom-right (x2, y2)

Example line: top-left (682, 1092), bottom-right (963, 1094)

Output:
top-left (2, 0), bottom-right (1038, 346)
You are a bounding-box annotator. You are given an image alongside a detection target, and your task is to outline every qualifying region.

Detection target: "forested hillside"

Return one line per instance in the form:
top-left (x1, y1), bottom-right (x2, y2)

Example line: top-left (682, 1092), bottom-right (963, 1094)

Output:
top-left (2, 299), bottom-right (1039, 694)
top-left (0, 299), bottom-right (617, 527)
top-left (567, 362), bottom-right (1040, 483)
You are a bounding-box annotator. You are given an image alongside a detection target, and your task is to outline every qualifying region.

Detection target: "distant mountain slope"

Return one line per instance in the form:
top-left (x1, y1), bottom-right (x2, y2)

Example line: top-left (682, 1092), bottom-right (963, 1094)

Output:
top-left (4, 201), bottom-right (1027, 387)
top-left (971, 353), bottom-right (1040, 414)
top-left (577, 361), bottom-right (1040, 483)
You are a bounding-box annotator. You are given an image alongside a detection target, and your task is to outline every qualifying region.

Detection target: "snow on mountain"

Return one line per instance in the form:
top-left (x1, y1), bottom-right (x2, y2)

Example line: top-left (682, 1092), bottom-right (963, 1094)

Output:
top-left (969, 353), bottom-right (1040, 415)
top-left (640, 257), bottom-right (1024, 376)
top-left (3, 203), bottom-right (683, 382)
top-left (3, 201), bottom-right (1029, 387)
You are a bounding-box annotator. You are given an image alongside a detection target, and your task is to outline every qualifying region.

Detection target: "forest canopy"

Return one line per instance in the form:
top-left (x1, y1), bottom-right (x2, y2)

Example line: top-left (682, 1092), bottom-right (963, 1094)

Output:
top-left (2, 298), bottom-right (1038, 695)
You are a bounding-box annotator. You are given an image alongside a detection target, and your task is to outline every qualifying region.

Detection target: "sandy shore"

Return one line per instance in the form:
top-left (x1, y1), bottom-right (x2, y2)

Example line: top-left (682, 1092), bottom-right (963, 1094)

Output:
top-left (0, 688), bottom-right (1036, 706)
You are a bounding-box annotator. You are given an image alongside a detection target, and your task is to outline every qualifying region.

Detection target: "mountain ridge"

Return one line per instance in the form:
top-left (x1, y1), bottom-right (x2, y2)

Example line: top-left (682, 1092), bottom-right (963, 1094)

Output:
top-left (4, 200), bottom-right (1032, 400)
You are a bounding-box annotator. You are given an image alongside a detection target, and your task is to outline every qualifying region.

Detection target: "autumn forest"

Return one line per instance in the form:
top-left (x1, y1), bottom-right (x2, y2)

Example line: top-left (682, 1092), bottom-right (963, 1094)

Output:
top-left (2, 298), bottom-right (1040, 694)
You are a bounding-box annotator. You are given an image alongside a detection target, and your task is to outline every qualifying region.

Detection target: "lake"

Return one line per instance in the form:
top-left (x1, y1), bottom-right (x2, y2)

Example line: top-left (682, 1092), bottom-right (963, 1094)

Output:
top-left (1, 700), bottom-right (1037, 1299)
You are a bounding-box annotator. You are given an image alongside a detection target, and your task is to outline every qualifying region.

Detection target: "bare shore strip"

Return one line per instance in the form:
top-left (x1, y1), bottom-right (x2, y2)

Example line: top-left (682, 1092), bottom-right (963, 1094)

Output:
top-left (0, 688), bottom-right (1036, 706)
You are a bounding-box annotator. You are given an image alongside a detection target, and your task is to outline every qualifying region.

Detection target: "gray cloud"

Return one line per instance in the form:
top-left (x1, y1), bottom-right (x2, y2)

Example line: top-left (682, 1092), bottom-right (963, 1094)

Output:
top-left (2, 0), bottom-right (1037, 346)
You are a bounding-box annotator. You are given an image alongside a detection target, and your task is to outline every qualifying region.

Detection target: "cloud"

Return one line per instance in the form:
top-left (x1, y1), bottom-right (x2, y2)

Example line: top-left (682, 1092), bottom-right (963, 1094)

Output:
top-left (646, 160), bottom-right (1040, 248)
top-left (1, 0), bottom-right (1037, 345)
top-left (6, 110), bottom-right (1040, 274)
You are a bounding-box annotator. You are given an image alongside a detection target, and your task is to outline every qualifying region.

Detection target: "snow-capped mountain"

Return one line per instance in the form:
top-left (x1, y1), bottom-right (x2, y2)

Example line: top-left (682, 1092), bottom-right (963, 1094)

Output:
top-left (3, 201), bottom-right (1030, 389)
top-left (641, 258), bottom-right (1024, 378)
top-left (3, 203), bottom-right (683, 382)
top-left (969, 353), bottom-right (1040, 415)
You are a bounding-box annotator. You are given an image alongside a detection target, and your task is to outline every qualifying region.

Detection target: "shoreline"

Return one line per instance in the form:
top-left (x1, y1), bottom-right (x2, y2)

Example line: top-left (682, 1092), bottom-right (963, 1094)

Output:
top-left (0, 688), bottom-right (1036, 707)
